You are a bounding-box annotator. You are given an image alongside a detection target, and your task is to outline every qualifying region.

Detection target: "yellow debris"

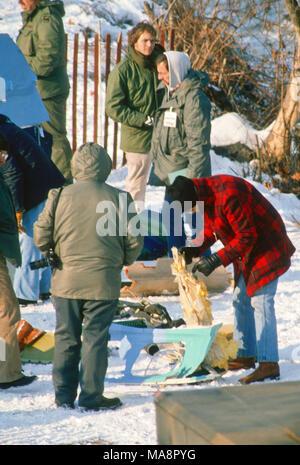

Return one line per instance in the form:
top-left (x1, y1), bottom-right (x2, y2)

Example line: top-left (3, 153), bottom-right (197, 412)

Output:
top-left (171, 247), bottom-right (238, 370)
top-left (171, 247), bottom-right (213, 326)
top-left (205, 332), bottom-right (238, 370)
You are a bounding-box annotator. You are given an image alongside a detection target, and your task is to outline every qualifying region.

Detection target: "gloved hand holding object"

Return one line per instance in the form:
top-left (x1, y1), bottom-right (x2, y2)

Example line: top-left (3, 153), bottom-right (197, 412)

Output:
top-left (192, 252), bottom-right (222, 277)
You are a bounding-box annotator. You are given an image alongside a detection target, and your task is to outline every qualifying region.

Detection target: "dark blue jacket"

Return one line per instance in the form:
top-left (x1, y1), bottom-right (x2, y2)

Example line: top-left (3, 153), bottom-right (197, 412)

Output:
top-left (0, 174), bottom-right (22, 266)
top-left (0, 114), bottom-right (65, 212)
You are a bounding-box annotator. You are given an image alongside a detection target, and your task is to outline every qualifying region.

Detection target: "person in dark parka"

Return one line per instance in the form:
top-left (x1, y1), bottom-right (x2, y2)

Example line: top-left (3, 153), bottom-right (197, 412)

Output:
top-left (0, 114), bottom-right (65, 305)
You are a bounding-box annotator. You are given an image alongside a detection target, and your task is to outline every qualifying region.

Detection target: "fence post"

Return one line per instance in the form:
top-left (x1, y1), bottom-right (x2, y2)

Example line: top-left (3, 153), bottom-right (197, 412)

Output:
top-left (112, 32), bottom-right (122, 168)
top-left (72, 33), bottom-right (79, 153)
top-left (159, 29), bottom-right (166, 48)
top-left (104, 33), bottom-right (111, 151)
top-left (94, 33), bottom-right (100, 144)
top-left (83, 34), bottom-right (88, 144)
top-left (169, 28), bottom-right (175, 50)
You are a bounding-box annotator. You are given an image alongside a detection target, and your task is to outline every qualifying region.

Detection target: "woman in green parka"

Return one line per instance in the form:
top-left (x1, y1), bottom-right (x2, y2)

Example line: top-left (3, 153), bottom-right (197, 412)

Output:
top-left (150, 51), bottom-right (212, 184)
top-left (150, 51), bottom-right (212, 256)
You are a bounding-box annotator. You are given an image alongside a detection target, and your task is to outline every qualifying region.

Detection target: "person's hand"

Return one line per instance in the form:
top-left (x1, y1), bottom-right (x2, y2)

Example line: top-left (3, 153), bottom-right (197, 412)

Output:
top-left (179, 246), bottom-right (201, 265)
top-left (16, 211), bottom-right (26, 234)
top-left (144, 116), bottom-right (154, 127)
top-left (192, 252), bottom-right (222, 276)
top-left (46, 249), bottom-right (61, 270)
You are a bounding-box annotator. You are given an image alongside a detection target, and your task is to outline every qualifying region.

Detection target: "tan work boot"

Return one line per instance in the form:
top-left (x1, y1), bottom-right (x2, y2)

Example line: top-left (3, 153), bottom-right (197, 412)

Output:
top-left (227, 356), bottom-right (256, 371)
top-left (239, 362), bottom-right (280, 385)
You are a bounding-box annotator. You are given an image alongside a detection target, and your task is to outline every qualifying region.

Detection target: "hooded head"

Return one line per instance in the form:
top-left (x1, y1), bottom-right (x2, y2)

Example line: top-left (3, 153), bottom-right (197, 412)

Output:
top-left (166, 175), bottom-right (198, 210)
top-left (71, 142), bottom-right (112, 182)
top-left (158, 51), bottom-right (191, 91)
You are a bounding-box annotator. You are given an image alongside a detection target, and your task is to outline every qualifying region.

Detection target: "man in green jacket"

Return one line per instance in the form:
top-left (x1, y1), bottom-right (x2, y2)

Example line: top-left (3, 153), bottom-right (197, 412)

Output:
top-left (17, 0), bottom-right (73, 184)
top-left (0, 169), bottom-right (37, 389)
top-left (105, 22), bottom-right (163, 212)
top-left (34, 143), bottom-right (143, 410)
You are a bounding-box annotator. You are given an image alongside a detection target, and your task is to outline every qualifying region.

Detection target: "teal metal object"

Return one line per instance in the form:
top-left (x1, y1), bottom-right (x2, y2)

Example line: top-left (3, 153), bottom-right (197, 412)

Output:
top-left (107, 322), bottom-right (222, 384)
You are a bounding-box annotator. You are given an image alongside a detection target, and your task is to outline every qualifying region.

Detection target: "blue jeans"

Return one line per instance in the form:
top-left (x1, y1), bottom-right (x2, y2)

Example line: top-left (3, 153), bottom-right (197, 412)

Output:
top-left (13, 201), bottom-right (51, 301)
top-left (232, 274), bottom-right (279, 362)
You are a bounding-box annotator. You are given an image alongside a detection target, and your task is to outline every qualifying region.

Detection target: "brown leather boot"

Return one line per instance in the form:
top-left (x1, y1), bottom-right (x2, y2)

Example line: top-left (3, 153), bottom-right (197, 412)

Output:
top-left (227, 356), bottom-right (256, 371)
top-left (239, 362), bottom-right (280, 385)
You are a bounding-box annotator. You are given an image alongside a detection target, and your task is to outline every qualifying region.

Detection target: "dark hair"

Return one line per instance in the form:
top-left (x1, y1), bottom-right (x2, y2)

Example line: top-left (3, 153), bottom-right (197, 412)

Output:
top-left (166, 176), bottom-right (198, 209)
top-left (155, 53), bottom-right (168, 68)
top-left (128, 22), bottom-right (156, 47)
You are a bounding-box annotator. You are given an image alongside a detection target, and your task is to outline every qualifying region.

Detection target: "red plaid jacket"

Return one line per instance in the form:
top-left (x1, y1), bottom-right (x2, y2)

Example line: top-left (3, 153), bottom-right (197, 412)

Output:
top-left (192, 175), bottom-right (295, 296)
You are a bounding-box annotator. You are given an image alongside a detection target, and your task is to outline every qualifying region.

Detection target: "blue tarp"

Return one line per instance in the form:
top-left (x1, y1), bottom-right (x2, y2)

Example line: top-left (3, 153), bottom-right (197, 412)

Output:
top-left (0, 33), bottom-right (49, 127)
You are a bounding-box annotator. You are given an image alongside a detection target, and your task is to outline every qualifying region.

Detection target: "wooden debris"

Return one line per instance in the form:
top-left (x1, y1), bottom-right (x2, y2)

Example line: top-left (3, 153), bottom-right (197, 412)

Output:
top-left (171, 247), bottom-right (213, 326)
top-left (171, 247), bottom-right (238, 371)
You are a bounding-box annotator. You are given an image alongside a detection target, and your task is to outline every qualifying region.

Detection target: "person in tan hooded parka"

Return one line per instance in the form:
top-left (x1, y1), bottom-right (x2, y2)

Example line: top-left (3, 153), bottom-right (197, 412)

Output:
top-left (33, 143), bottom-right (143, 410)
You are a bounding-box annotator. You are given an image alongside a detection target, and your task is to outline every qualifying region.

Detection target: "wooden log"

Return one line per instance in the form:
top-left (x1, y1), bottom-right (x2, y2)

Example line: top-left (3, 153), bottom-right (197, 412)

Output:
top-left (120, 258), bottom-right (232, 297)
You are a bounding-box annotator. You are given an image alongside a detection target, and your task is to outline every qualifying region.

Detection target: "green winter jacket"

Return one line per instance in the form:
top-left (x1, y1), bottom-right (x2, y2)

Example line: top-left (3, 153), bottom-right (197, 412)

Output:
top-left (150, 68), bottom-right (212, 184)
top-left (105, 45), bottom-right (162, 153)
top-left (33, 144), bottom-right (143, 300)
top-left (16, 0), bottom-right (69, 100)
top-left (0, 175), bottom-right (21, 267)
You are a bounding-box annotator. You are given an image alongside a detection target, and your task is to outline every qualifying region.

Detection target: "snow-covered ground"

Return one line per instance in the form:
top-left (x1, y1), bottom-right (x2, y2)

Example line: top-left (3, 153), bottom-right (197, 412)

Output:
top-left (0, 0), bottom-right (299, 446)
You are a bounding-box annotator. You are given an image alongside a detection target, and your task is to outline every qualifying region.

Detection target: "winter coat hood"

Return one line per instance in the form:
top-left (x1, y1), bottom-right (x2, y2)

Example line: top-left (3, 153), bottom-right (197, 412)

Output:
top-left (162, 51), bottom-right (209, 93)
top-left (71, 143), bottom-right (112, 182)
top-left (164, 51), bottom-right (191, 90)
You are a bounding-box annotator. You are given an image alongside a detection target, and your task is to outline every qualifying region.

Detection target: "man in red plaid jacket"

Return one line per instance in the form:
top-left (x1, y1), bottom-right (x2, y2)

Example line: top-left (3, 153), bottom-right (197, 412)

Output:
top-left (167, 174), bottom-right (295, 384)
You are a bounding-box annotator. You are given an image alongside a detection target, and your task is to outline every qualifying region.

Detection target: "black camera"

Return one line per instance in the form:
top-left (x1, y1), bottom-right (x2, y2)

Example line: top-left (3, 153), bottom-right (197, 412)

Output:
top-left (30, 248), bottom-right (60, 270)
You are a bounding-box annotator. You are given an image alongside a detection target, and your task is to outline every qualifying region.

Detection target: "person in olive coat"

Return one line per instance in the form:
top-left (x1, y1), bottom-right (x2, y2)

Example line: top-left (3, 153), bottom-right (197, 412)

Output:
top-left (34, 143), bottom-right (143, 410)
top-left (105, 22), bottom-right (164, 211)
top-left (16, 0), bottom-right (72, 184)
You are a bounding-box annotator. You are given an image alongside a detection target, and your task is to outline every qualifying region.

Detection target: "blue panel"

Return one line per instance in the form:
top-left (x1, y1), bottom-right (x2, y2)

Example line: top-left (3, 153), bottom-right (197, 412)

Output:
top-left (0, 33), bottom-right (49, 127)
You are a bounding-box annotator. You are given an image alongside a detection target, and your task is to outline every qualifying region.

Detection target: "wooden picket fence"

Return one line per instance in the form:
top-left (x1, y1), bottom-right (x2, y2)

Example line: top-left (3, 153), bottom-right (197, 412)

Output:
top-left (66, 28), bottom-right (175, 168)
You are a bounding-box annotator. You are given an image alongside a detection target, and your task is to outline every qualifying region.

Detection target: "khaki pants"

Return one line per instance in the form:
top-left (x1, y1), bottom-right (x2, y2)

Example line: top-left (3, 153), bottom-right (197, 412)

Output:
top-left (0, 254), bottom-right (22, 383)
top-left (42, 93), bottom-right (73, 184)
top-left (125, 152), bottom-right (152, 212)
